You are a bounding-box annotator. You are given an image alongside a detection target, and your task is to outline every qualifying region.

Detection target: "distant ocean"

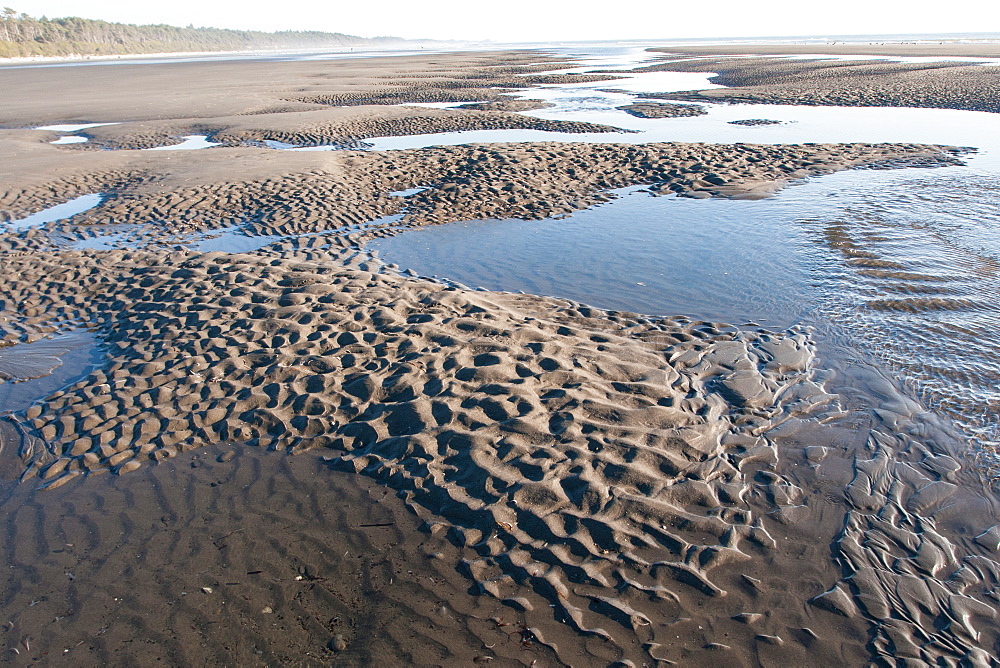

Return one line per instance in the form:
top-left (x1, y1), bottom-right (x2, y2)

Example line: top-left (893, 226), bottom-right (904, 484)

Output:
top-left (478, 32), bottom-right (1000, 50)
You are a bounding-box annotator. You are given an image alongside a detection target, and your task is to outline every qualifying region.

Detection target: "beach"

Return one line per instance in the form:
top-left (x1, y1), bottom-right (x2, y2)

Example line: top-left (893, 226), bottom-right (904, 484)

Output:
top-left (1, 45), bottom-right (999, 665)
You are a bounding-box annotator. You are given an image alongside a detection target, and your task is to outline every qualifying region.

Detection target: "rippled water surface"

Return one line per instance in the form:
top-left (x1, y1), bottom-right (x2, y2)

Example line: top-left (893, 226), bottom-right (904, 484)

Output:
top-left (810, 167), bottom-right (1000, 449)
top-left (375, 185), bottom-right (812, 327)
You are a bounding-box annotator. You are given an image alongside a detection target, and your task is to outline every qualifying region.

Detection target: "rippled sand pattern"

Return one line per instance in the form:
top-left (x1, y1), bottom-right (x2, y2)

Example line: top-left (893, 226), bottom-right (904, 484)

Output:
top-left (1, 46), bottom-right (999, 664)
top-left (0, 239), bottom-right (995, 664)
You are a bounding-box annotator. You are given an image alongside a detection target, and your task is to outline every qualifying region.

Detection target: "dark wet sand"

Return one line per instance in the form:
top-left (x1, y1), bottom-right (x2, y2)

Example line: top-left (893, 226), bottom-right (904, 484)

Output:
top-left (0, 441), bottom-right (573, 666)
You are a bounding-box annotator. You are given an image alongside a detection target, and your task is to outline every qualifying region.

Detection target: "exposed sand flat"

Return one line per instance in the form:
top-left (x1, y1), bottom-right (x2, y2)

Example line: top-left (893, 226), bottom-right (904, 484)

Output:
top-left (42, 106), bottom-right (622, 152)
top-left (0, 51), bottom-right (628, 152)
top-left (0, 141), bottom-right (969, 234)
top-left (0, 51), bottom-right (622, 147)
top-left (637, 54), bottom-right (1000, 114)
top-left (0, 47), bottom-right (998, 665)
top-left (0, 51), bottom-right (551, 124)
top-left (288, 72), bottom-right (623, 107)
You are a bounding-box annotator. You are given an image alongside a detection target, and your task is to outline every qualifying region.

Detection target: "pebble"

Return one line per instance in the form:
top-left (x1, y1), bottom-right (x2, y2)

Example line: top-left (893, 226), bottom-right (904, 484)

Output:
top-left (327, 634), bottom-right (348, 652)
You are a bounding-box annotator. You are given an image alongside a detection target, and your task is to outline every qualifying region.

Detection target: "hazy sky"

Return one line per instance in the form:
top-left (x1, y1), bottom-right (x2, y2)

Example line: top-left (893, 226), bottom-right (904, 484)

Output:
top-left (8, 0), bottom-right (1000, 42)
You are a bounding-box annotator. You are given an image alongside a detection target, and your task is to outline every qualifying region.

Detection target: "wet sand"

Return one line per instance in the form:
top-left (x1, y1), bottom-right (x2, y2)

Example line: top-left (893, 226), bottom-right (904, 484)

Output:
top-left (638, 48), bottom-right (1000, 114)
top-left (0, 52), bottom-right (625, 151)
top-left (1, 48), bottom-right (999, 666)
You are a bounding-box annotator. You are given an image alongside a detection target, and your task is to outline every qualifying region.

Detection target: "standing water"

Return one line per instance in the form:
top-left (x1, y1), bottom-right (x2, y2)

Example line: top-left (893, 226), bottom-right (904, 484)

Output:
top-left (4, 193), bottom-right (103, 231)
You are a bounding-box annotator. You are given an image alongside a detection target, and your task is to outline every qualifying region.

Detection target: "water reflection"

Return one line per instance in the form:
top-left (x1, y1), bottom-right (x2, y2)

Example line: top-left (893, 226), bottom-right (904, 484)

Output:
top-left (0, 331), bottom-right (102, 414)
top-left (185, 227), bottom-right (282, 253)
top-left (4, 193), bottom-right (103, 231)
top-left (146, 134), bottom-right (221, 151)
top-left (35, 122), bottom-right (119, 132)
top-left (373, 184), bottom-right (813, 327)
top-left (50, 135), bottom-right (89, 145)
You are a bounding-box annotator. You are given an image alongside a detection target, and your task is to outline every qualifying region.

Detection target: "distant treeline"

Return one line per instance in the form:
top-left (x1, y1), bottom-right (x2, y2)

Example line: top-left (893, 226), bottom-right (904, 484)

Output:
top-left (0, 8), bottom-right (399, 58)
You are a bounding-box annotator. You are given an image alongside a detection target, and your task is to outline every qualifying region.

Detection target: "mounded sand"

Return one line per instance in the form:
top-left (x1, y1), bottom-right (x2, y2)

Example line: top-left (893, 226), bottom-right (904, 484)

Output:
top-left (616, 102), bottom-right (708, 118)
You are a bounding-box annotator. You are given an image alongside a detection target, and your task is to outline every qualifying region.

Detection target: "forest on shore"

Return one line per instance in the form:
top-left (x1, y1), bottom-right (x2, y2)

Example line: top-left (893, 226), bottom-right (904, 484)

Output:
top-left (0, 9), bottom-right (401, 58)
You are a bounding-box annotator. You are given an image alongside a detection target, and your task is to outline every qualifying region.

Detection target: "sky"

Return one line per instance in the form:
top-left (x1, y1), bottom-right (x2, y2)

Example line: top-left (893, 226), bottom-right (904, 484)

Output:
top-left (7, 0), bottom-right (1000, 43)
